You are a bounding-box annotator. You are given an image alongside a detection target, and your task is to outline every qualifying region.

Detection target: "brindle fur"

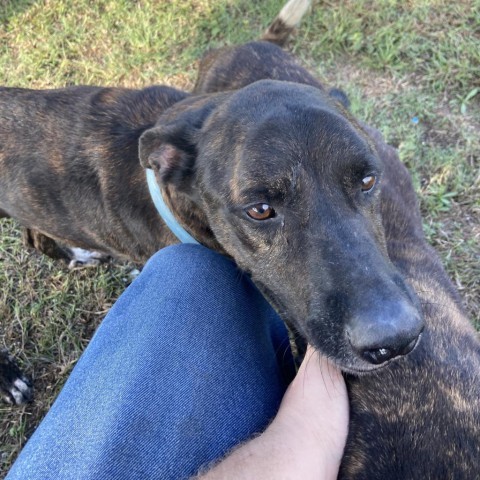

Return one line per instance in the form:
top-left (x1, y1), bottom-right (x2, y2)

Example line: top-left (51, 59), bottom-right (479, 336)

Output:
top-left (0, 85), bottom-right (188, 264)
top-left (1, 23), bottom-right (424, 406)
top-left (1, 5), bottom-right (478, 479)
top-left (0, 85), bottom-right (189, 402)
top-left (139, 79), bottom-right (423, 369)
top-left (192, 4), bottom-right (480, 478)
top-left (343, 126), bottom-right (480, 478)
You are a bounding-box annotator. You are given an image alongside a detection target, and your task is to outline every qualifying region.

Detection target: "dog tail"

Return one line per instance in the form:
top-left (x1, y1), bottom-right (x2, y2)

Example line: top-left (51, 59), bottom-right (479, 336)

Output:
top-left (262, 0), bottom-right (312, 46)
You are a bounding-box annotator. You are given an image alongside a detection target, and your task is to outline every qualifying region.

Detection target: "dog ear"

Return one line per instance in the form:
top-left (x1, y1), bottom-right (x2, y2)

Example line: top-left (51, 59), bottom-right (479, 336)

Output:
top-left (139, 96), bottom-right (220, 189)
top-left (139, 123), bottom-right (196, 188)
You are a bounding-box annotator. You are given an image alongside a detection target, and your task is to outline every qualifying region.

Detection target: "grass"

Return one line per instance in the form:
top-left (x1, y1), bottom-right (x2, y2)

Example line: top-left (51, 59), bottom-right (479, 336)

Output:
top-left (0, 0), bottom-right (479, 475)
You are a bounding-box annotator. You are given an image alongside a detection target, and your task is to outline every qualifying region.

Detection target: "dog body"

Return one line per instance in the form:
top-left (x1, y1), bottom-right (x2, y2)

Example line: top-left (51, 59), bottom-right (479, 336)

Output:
top-left (343, 136), bottom-right (480, 477)
top-left (191, 4), bottom-right (480, 477)
top-left (0, 85), bottom-right (188, 266)
top-left (1, 44), bottom-right (425, 410)
top-left (1, 1), bottom-right (479, 477)
top-left (0, 84), bottom-right (190, 403)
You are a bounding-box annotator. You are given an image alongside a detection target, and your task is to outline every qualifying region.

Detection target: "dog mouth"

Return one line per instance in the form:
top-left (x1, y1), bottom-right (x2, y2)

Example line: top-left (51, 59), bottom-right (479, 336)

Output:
top-left (337, 332), bottom-right (423, 375)
top-left (339, 362), bottom-right (395, 375)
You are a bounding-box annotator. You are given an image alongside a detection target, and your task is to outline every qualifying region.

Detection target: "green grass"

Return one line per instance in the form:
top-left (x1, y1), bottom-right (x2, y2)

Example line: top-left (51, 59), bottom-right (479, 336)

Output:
top-left (1, 0), bottom-right (479, 475)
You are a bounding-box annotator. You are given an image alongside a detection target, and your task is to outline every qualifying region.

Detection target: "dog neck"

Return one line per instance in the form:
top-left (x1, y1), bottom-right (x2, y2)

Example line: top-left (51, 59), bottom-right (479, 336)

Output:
top-left (146, 169), bottom-right (200, 244)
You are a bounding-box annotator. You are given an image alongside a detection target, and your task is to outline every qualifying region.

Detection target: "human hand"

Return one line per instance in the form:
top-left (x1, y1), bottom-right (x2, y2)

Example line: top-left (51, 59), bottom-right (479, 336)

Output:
top-left (199, 346), bottom-right (349, 480)
top-left (271, 345), bottom-right (349, 478)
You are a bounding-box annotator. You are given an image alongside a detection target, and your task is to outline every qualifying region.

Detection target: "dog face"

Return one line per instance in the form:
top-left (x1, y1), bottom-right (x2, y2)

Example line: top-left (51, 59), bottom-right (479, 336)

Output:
top-left (140, 80), bottom-right (424, 372)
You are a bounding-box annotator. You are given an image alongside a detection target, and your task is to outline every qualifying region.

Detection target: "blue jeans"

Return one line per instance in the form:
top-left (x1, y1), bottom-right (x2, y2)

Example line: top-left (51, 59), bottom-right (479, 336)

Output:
top-left (8, 245), bottom-right (295, 479)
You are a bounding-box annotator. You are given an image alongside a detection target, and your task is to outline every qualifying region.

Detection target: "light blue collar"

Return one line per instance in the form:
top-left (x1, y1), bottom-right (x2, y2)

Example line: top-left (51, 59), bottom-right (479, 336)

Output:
top-left (146, 169), bottom-right (200, 244)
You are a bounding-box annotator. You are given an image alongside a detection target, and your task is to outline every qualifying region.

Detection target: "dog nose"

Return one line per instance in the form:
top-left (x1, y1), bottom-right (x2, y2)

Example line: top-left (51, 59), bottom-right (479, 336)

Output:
top-left (347, 302), bottom-right (424, 365)
top-left (361, 336), bottom-right (420, 365)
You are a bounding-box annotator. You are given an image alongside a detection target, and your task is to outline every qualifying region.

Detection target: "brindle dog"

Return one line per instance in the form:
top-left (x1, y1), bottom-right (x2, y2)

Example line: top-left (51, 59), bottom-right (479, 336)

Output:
top-left (1, 4), bottom-right (478, 479)
top-left (0, 85), bottom-right (189, 403)
top-left (0, 85), bottom-right (188, 266)
top-left (0, 1), bottom-right (424, 406)
top-left (192, 0), bottom-right (480, 477)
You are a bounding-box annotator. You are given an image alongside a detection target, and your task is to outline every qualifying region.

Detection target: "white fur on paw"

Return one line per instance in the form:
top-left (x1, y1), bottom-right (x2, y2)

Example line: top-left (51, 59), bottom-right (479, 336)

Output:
top-left (68, 248), bottom-right (107, 269)
top-left (9, 378), bottom-right (32, 405)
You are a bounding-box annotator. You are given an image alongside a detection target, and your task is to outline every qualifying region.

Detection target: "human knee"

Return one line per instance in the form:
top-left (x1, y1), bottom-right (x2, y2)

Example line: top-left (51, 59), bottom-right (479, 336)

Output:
top-left (142, 244), bottom-right (238, 289)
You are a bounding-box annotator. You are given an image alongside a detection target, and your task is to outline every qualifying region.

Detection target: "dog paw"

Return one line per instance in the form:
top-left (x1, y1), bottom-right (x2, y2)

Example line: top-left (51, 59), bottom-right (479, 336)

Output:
top-left (4, 376), bottom-right (33, 405)
top-left (68, 248), bottom-right (110, 269)
top-left (0, 351), bottom-right (33, 405)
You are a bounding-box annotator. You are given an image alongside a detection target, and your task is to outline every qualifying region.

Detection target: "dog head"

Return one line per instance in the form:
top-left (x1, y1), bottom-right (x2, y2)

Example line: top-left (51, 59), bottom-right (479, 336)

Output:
top-left (139, 80), bottom-right (424, 373)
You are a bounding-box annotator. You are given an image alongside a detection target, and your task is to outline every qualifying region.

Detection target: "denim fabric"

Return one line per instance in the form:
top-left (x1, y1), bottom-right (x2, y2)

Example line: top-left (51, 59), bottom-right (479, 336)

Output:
top-left (8, 244), bottom-right (294, 480)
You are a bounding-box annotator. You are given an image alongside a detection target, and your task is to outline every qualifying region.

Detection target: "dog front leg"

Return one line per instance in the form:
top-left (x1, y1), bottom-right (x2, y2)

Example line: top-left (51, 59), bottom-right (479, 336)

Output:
top-left (22, 228), bottom-right (110, 268)
top-left (22, 228), bottom-right (71, 262)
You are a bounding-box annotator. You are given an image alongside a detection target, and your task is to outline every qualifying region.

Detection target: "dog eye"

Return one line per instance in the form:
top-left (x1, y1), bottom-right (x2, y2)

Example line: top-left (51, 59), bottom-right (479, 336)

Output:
top-left (361, 175), bottom-right (376, 193)
top-left (245, 203), bottom-right (276, 220)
